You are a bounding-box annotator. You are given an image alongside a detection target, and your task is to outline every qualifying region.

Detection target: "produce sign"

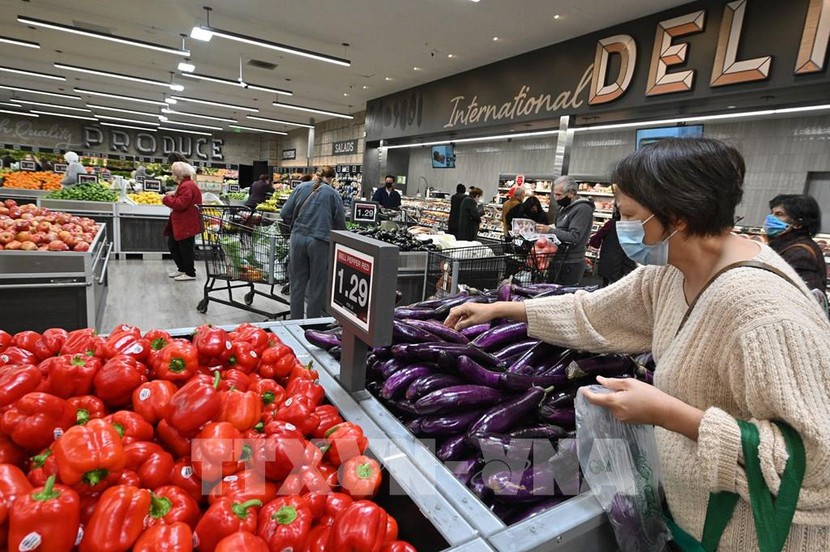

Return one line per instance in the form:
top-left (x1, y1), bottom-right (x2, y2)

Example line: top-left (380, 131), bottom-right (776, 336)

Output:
top-left (143, 179), bottom-right (161, 192)
top-left (53, 163), bottom-right (67, 174)
top-left (0, 200), bottom-right (98, 252)
top-left (332, 245), bottom-right (374, 331)
top-left (0, 322), bottom-right (417, 551)
top-left (77, 174), bottom-right (98, 185)
top-left (19, 161), bottom-right (36, 172)
top-left (352, 201), bottom-right (379, 225)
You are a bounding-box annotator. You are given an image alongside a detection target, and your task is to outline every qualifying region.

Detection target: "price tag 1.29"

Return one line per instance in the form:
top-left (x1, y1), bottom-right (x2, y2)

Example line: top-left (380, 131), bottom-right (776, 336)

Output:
top-left (352, 201), bottom-right (378, 224)
top-left (331, 244), bottom-right (373, 332)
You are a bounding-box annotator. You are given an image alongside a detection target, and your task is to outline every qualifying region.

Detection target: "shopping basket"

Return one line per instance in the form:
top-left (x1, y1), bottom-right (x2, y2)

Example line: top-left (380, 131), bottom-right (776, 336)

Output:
top-left (504, 236), bottom-right (573, 284)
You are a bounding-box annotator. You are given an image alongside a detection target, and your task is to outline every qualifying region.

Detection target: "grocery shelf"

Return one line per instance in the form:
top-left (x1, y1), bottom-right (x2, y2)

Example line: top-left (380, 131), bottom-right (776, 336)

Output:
top-left (578, 191), bottom-right (614, 198)
top-left (594, 212), bottom-right (612, 219)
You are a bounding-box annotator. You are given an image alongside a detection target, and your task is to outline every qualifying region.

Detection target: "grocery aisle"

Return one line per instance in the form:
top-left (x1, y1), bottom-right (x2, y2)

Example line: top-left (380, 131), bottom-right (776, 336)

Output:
top-left (100, 259), bottom-right (290, 331)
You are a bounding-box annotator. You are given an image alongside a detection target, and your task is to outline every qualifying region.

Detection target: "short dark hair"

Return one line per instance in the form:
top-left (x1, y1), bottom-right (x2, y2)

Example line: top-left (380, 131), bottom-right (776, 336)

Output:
top-left (769, 194), bottom-right (822, 237)
top-left (612, 138), bottom-right (745, 237)
top-left (469, 187), bottom-right (483, 199)
top-left (456, 183), bottom-right (466, 193)
top-left (259, 174), bottom-right (269, 181)
top-left (167, 152), bottom-right (188, 165)
top-left (384, 175), bottom-right (395, 182)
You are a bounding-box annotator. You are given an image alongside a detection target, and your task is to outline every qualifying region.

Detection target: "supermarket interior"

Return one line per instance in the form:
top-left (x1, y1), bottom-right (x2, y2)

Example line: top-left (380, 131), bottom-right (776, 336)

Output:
top-left (0, 0), bottom-right (829, 551)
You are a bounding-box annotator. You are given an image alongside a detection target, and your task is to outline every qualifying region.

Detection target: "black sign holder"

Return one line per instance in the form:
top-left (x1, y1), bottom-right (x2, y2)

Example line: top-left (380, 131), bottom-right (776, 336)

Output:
top-left (143, 179), bottom-right (162, 193)
top-left (326, 231), bottom-right (398, 393)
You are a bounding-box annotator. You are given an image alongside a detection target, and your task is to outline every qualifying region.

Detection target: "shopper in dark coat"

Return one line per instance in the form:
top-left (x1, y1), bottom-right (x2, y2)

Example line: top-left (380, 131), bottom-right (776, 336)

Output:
top-left (501, 186), bottom-right (525, 237)
top-left (457, 187), bottom-right (484, 241)
top-left (589, 208), bottom-right (635, 286)
top-left (448, 183), bottom-right (466, 238)
top-left (371, 175), bottom-right (402, 209)
top-left (767, 194), bottom-right (827, 291)
top-left (163, 162), bottom-right (202, 281)
top-left (245, 174), bottom-right (273, 209)
top-left (516, 195), bottom-right (548, 224)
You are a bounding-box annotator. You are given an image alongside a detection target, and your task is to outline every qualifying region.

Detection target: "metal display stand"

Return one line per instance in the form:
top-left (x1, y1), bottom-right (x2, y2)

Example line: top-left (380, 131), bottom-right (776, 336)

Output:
top-left (38, 199), bottom-right (119, 255)
top-left (116, 203), bottom-right (170, 256)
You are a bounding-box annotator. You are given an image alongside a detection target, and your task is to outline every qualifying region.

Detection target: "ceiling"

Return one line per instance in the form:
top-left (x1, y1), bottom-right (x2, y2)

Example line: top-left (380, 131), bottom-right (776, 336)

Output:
top-left (0, 0), bottom-right (692, 136)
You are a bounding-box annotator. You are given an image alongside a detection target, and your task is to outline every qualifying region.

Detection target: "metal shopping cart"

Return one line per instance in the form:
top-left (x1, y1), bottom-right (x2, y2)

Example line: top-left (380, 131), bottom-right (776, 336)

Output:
top-left (504, 236), bottom-right (574, 284)
top-left (196, 205), bottom-right (290, 318)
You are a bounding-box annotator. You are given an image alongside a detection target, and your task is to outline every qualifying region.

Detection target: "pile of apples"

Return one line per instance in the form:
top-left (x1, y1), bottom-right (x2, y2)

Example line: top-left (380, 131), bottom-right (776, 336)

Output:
top-left (0, 199), bottom-right (99, 252)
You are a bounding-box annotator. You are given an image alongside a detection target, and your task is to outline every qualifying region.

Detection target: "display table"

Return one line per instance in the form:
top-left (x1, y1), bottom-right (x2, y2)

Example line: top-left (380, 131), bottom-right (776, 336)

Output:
top-left (39, 199), bottom-right (118, 255)
top-left (116, 203), bottom-right (170, 256)
top-left (0, 188), bottom-right (52, 205)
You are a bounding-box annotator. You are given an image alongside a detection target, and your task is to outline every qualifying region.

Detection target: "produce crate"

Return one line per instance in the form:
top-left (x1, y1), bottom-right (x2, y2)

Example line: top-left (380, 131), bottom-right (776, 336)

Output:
top-left (116, 203), bottom-right (170, 255)
top-left (39, 198), bottom-right (119, 254)
top-left (425, 244), bottom-right (509, 298)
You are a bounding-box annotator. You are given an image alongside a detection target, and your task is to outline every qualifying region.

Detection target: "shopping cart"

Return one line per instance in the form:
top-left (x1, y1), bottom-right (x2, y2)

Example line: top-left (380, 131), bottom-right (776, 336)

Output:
top-left (504, 237), bottom-right (574, 284)
top-left (196, 205), bottom-right (290, 319)
top-left (425, 243), bottom-right (509, 298)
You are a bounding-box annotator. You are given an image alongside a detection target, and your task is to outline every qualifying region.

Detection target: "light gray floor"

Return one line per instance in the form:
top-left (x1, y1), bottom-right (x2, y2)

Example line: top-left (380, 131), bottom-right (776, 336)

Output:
top-left (100, 259), bottom-right (291, 332)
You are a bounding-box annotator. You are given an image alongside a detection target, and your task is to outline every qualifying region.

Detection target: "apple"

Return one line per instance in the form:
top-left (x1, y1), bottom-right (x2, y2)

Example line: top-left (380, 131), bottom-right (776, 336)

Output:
top-left (8, 209), bottom-right (21, 219)
top-left (0, 207), bottom-right (9, 216)
top-left (55, 215), bottom-right (69, 225)
top-left (20, 241), bottom-right (37, 251)
top-left (37, 222), bottom-right (51, 233)
top-left (38, 245), bottom-right (48, 251)
top-left (44, 233), bottom-right (57, 243)
top-left (0, 231), bottom-right (13, 245)
top-left (63, 235), bottom-right (78, 248)
top-left (14, 221), bottom-right (30, 232)
top-left (5, 241), bottom-right (22, 250)
top-left (3, 199), bottom-right (16, 208)
top-left (48, 240), bottom-right (68, 251)
top-left (30, 233), bottom-right (44, 245)
top-left (15, 231), bottom-right (31, 243)
top-left (58, 231), bottom-right (72, 242)
top-left (73, 241), bottom-right (90, 252)
top-left (20, 213), bottom-right (33, 221)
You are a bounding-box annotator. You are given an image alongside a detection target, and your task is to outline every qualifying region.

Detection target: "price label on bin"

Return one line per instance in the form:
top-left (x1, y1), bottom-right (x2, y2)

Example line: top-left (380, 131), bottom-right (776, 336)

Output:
top-left (143, 179), bottom-right (161, 192)
top-left (352, 201), bottom-right (379, 224)
top-left (331, 244), bottom-right (374, 332)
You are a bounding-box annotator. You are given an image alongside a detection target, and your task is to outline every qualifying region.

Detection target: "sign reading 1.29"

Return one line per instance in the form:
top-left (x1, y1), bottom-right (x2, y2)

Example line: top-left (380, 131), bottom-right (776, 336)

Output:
top-left (331, 244), bottom-right (373, 331)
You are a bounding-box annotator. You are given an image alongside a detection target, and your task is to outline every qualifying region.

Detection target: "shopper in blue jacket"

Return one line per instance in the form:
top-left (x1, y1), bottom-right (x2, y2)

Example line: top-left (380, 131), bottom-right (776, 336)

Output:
top-left (371, 175), bottom-right (402, 209)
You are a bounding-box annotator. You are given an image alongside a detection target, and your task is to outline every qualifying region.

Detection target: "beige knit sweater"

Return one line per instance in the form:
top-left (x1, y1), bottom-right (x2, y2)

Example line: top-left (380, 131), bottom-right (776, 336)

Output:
top-left (525, 244), bottom-right (830, 550)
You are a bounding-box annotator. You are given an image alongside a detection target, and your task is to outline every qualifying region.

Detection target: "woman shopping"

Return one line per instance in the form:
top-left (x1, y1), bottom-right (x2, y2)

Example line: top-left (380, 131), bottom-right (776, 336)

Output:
top-left (162, 162), bottom-right (202, 281)
top-left (765, 194), bottom-right (826, 292)
top-left (446, 138), bottom-right (830, 551)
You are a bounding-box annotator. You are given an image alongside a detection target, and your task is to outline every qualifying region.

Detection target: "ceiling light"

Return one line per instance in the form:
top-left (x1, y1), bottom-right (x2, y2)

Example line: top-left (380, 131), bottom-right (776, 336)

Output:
top-left (75, 88), bottom-right (167, 106)
top-left (343, 93), bottom-right (349, 97)
top-left (362, 85), bottom-right (369, 90)
top-left (272, 101), bottom-right (353, 119)
top-left (96, 115), bottom-right (161, 126)
top-left (384, 77), bottom-right (393, 81)
top-left (447, 54), bottom-right (454, 58)
top-left (412, 67), bottom-right (421, 71)
top-left (164, 98), bottom-right (177, 104)
top-left (246, 115), bottom-right (313, 128)
top-left (55, 63), bottom-right (180, 90)
top-left (0, 66), bottom-right (65, 81)
top-left (161, 109), bottom-right (236, 123)
top-left (177, 60), bottom-right (196, 73)
top-left (170, 84), bottom-right (185, 92)
top-left (87, 104), bottom-right (160, 117)
top-left (229, 125), bottom-right (287, 135)
top-left (243, 83), bottom-right (292, 96)
top-left (159, 116), bottom-right (168, 121)
top-left (12, 99), bottom-right (90, 112)
top-left (0, 36), bottom-right (40, 49)
top-left (554, 14), bottom-right (561, 19)
top-left (29, 110), bottom-right (98, 121)
top-left (493, 37), bottom-right (499, 41)
top-left (0, 101), bottom-right (22, 108)
top-left (180, 73), bottom-right (292, 96)
top-left (159, 126), bottom-right (212, 136)
top-left (163, 120), bottom-right (223, 131)
top-left (0, 85), bottom-right (81, 100)
top-left (171, 95), bottom-right (258, 112)
top-left (190, 26), bottom-right (213, 42)
top-left (18, 16), bottom-right (188, 56)
top-left (100, 122), bottom-right (160, 132)
top-left (0, 109), bottom-right (37, 117)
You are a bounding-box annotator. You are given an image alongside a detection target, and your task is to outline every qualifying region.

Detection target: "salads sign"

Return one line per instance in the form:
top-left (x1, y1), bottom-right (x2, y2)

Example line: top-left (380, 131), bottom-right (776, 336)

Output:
top-left (83, 127), bottom-right (224, 161)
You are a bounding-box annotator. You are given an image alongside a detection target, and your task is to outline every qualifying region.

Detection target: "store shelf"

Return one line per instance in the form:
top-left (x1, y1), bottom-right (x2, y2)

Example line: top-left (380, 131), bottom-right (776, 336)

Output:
top-left (594, 211), bottom-right (612, 219)
top-left (578, 191), bottom-right (614, 198)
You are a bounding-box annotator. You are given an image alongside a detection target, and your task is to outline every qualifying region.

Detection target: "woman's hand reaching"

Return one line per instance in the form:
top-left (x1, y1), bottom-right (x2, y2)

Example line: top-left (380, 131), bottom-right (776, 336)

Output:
top-left (444, 301), bottom-right (528, 330)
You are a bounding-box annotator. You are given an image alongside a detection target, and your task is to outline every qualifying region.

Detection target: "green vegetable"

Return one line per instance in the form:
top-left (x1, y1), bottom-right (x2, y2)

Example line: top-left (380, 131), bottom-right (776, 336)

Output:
top-left (46, 183), bottom-right (118, 202)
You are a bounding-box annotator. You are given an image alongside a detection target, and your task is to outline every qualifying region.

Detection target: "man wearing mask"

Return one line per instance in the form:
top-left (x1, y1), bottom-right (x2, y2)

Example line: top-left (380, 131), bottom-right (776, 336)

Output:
top-left (458, 187), bottom-right (484, 241)
top-left (447, 183), bottom-right (466, 239)
top-left (536, 175), bottom-right (595, 284)
top-left (371, 175), bottom-right (402, 210)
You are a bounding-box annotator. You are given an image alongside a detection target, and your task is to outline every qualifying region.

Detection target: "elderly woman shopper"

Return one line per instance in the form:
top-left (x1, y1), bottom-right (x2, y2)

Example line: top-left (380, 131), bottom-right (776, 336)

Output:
top-left (163, 162), bottom-right (202, 281)
top-left (61, 151), bottom-right (86, 187)
top-left (446, 138), bottom-right (830, 551)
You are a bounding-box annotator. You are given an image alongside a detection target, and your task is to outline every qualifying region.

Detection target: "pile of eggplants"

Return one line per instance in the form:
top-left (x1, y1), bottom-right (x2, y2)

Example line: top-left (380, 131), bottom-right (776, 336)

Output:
top-left (304, 282), bottom-right (647, 524)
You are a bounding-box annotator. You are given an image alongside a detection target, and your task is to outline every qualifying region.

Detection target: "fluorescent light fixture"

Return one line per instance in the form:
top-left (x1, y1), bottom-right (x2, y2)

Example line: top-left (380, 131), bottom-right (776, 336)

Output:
top-left (0, 66), bottom-right (66, 81)
top-left (96, 115), bottom-right (160, 126)
top-left (271, 101), bottom-right (353, 119)
top-left (385, 130), bottom-right (559, 149)
top-left (87, 104), bottom-right (160, 117)
top-left (0, 101), bottom-right (22, 107)
top-left (55, 63), bottom-right (180, 90)
top-left (170, 84), bottom-right (185, 92)
top-left (163, 120), bottom-right (223, 131)
top-left (159, 116), bottom-right (168, 121)
top-left (159, 126), bottom-right (212, 136)
top-left (18, 16), bottom-right (189, 56)
top-left (195, 25), bottom-right (349, 67)
top-left (100, 122), bottom-right (160, 132)
top-left (177, 61), bottom-right (196, 73)
top-left (0, 85), bottom-right (81, 100)
top-left (170, 95), bottom-right (258, 112)
top-left (0, 36), bottom-right (40, 49)
top-left (228, 124), bottom-right (287, 135)
top-left (11, 99), bottom-right (90, 112)
top-left (246, 115), bottom-right (313, 128)
top-left (190, 26), bottom-right (213, 42)
top-left (180, 73), bottom-right (292, 96)
top-left (29, 110), bottom-right (98, 121)
top-left (0, 109), bottom-right (37, 117)
top-left (75, 88), bottom-right (167, 106)
top-left (244, 83), bottom-right (292, 96)
top-left (161, 109), bottom-right (236, 123)
top-left (164, 98), bottom-right (177, 104)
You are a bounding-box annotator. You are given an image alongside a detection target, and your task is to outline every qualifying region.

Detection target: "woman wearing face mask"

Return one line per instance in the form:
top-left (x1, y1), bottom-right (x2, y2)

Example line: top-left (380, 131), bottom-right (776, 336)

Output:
top-left (764, 194), bottom-right (826, 292)
top-left (446, 138), bottom-right (830, 551)
top-left (457, 187), bottom-right (484, 241)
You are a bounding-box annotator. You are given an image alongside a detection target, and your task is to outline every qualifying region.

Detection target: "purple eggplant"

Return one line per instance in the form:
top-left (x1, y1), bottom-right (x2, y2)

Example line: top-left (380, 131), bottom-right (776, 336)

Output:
top-left (498, 371), bottom-right (568, 392)
top-left (497, 282), bottom-right (512, 302)
top-left (410, 291), bottom-right (469, 310)
top-left (304, 329), bottom-right (342, 350)
top-left (393, 307), bottom-right (437, 320)
top-left (380, 364), bottom-right (435, 400)
top-left (460, 323), bottom-right (491, 339)
top-left (437, 434), bottom-right (473, 462)
top-left (391, 343), bottom-right (504, 370)
top-left (486, 463), bottom-right (559, 503)
top-left (414, 385), bottom-right (506, 415)
top-left (449, 456), bottom-right (480, 485)
top-left (469, 472), bottom-right (493, 503)
top-left (385, 398), bottom-right (419, 416)
top-left (371, 346), bottom-right (392, 360)
top-left (467, 386), bottom-right (545, 438)
top-left (405, 373), bottom-right (463, 401)
top-left (405, 417), bottom-right (424, 435)
top-left (392, 319), bottom-right (443, 344)
top-left (542, 390), bottom-right (578, 410)
top-left (507, 342), bottom-right (564, 375)
top-left (434, 295), bottom-right (488, 320)
top-left (566, 354), bottom-right (635, 380)
top-left (458, 356), bottom-right (502, 388)
top-left (493, 339), bottom-right (539, 362)
top-left (402, 319), bottom-right (469, 344)
top-left (507, 425), bottom-right (568, 440)
top-left (420, 409), bottom-right (486, 436)
top-left (378, 358), bottom-right (411, 379)
top-left (327, 346), bottom-right (341, 360)
top-left (507, 498), bottom-right (567, 524)
top-left (471, 322), bottom-right (528, 352)
top-left (536, 405), bottom-right (576, 428)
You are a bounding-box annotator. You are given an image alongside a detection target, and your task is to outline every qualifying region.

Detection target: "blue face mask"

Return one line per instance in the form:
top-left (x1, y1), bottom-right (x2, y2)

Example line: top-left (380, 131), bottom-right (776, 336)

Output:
top-left (617, 214), bottom-right (677, 266)
top-left (763, 214), bottom-right (790, 238)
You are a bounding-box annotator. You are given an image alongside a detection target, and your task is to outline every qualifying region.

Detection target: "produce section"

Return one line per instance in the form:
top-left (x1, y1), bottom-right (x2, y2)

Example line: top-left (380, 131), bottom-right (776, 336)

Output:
top-left (0, 171), bottom-right (62, 191)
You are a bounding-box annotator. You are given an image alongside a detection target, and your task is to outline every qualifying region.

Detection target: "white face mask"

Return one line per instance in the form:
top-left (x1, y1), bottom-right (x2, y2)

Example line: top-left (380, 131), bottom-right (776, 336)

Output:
top-left (616, 214), bottom-right (677, 266)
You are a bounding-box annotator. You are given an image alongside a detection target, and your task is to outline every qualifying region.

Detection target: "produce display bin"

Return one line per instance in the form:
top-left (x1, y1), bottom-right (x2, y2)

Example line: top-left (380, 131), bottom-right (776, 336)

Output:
top-left (0, 188), bottom-right (51, 206)
top-left (38, 198), bottom-right (119, 255)
top-left (0, 224), bottom-right (112, 333)
top-left (398, 251), bottom-right (428, 306)
top-left (116, 203), bottom-right (171, 255)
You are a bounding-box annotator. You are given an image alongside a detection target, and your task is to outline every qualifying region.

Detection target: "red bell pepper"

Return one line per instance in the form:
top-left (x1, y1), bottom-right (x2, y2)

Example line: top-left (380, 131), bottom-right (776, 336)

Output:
top-left (286, 377), bottom-right (325, 407)
top-left (257, 343), bottom-right (298, 381)
top-left (118, 469), bottom-right (143, 488)
top-left (225, 341), bottom-right (260, 373)
top-left (192, 422), bottom-right (244, 482)
top-left (110, 323), bottom-right (141, 336)
top-left (46, 353), bottom-right (102, 398)
top-left (156, 420), bottom-right (192, 459)
top-left (124, 442), bottom-right (174, 489)
top-left (34, 328), bottom-right (69, 362)
top-left (229, 323), bottom-right (271, 354)
top-left (219, 388), bottom-right (262, 432)
top-left (164, 372), bottom-right (221, 437)
top-left (1, 392), bottom-right (76, 451)
top-left (133, 521), bottom-right (193, 552)
top-left (381, 541), bottom-right (418, 552)
top-left (214, 531), bottom-right (269, 552)
top-left (13, 330), bottom-right (45, 356)
top-left (248, 423), bottom-right (309, 483)
top-left (290, 359), bottom-right (319, 382)
top-left (208, 469), bottom-right (277, 506)
top-left (147, 485), bottom-right (201, 529)
top-left (194, 497), bottom-right (261, 552)
top-left (0, 464), bottom-right (34, 504)
top-left (27, 448), bottom-right (58, 487)
top-left (276, 394), bottom-right (321, 437)
top-left (54, 418), bottom-right (126, 486)
top-left (103, 329), bottom-right (151, 363)
top-left (93, 355), bottom-right (148, 407)
top-left (250, 377), bottom-right (285, 412)
top-left (0, 434), bottom-right (26, 466)
top-left (305, 525), bottom-right (331, 552)
top-left (193, 325), bottom-right (233, 367)
top-left (310, 492), bottom-right (353, 526)
top-left (169, 459), bottom-right (203, 504)
top-left (132, 380), bottom-right (177, 425)
top-left (153, 341), bottom-right (199, 383)
top-left (313, 405), bottom-right (344, 439)
top-left (60, 328), bottom-right (102, 357)
top-left (105, 410), bottom-right (155, 445)
top-left (0, 346), bottom-right (38, 367)
top-left (340, 456), bottom-right (382, 499)
top-left (319, 462), bottom-right (339, 489)
top-left (79, 492), bottom-right (100, 525)
top-left (279, 464), bottom-right (332, 496)
top-left (68, 395), bottom-right (107, 425)
top-left (326, 500), bottom-right (393, 551)
top-left (0, 363), bottom-right (42, 407)
top-left (257, 495), bottom-right (312, 552)
top-left (325, 422), bottom-right (369, 466)
top-left (9, 475), bottom-right (81, 552)
top-left (144, 328), bottom-right (173, 350)
top-left (0, 329), bottom-right (12, 354)
top-left (216, 368), bottom-right (252, 392)
top-left (80, 484), bottom-right (152, 552)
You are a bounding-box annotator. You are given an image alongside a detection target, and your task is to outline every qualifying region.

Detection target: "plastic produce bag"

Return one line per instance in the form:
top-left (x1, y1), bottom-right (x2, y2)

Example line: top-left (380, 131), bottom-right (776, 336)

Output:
top-left (575, 385), bottom-right (670, 552)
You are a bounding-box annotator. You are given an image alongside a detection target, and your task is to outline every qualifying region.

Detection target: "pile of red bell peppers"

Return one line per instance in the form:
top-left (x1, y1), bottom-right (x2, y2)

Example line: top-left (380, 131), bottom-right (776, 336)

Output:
top-left (0, 323), bottom-right (417, 552)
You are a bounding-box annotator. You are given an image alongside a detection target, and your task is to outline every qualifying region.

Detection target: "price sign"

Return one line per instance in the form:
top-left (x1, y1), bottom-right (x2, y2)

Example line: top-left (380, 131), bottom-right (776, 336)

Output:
top-left (77, 174), bottom-right (98, 184)
top-left (101, 172), bottom-right (112, 182)
top-left (143, 179), bottom-right (162, 192)
top-left (331, 245), bottom-right (373, 332)
top-left (352, 201), bottom-right (379, 224)
top-left (19, 161), bottom-right (36, 171)
top-left (228, 184), bottom-right (240, 192)
top-left (516, 174), bottom-right (525, 187)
